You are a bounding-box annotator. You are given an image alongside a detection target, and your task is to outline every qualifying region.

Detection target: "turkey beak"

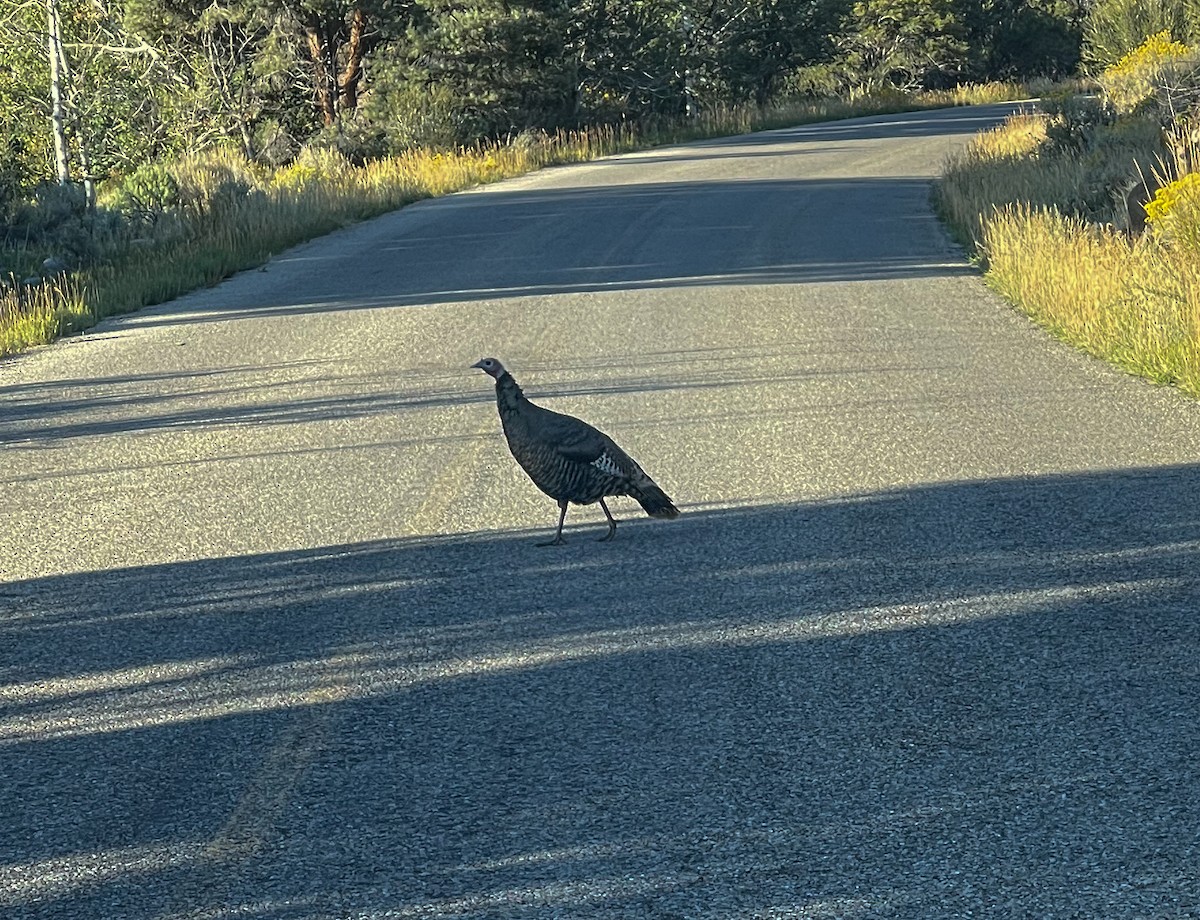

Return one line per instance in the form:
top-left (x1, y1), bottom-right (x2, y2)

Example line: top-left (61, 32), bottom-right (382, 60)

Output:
top-left (471, 360), bottom-right (486, 371)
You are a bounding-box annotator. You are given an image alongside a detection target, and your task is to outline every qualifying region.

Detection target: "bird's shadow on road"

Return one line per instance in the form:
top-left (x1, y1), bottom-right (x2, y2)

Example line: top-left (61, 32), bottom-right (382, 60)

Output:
top-left (3, 465), bottom-right (1200, 918)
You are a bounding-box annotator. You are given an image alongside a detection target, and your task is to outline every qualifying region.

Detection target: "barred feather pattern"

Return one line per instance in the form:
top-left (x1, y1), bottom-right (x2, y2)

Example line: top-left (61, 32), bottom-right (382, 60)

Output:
top-left (493, 371), bottom-right (679, 519)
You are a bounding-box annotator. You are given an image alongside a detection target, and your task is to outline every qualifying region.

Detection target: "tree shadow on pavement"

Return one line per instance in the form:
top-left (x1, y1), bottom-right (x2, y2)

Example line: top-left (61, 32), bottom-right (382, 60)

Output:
top-left (100, 173), bottom-right (973, 333)
top-left (2, 465), bottom-right (1199, 918)
top-left (622, 101), bottom-right (1030, 166)
top-left (0, 347), bottom-right (935, 447)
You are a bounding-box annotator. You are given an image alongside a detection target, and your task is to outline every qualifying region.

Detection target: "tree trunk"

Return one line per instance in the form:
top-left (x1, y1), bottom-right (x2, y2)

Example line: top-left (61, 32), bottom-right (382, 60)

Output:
top-left (338, 7), bottom-right (367, 113)
top-left (46, 0), bottom-right (71, 185)
top-left (305, 16), bottom-right (339, 127)
top-left (74, 118), bottom-right (96, 208)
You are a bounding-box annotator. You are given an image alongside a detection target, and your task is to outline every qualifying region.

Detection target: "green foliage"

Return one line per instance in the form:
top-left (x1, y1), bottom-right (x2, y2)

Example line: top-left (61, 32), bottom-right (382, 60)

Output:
top-left (400, 0), bottom-right (579, 140)
top-left (835, 0), bottom-right (968, 92)
top-left (357, 74), bottom-right (463, 151)
top-left (123, 0), bottom-right (317, 159)
top-left (4, 0), bottom-right (1093, 186)
top-left (108, 162), bottom-right (183, 226)
top-left (0, 3), bottom-right (51, 208)
top-left (689, 0), bottom-right (846, 107)
top-left (1, 0), bottom-right (210, 196)
top-left (962, 0), bottom-right (1086, 80)
top-left (58, 0), bottom-right (185, 174)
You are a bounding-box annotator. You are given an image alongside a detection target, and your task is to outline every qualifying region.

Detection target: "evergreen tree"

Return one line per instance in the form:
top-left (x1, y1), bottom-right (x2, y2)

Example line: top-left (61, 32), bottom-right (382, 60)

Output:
top-left (961, 0), bottom-right (1086, 80)
top-left (837, 0), bottom-right (968, 91)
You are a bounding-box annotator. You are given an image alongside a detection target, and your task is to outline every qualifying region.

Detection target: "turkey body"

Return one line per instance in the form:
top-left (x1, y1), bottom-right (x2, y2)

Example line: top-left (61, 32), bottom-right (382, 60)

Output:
top-left (473, 358), bottom-right (679, 545)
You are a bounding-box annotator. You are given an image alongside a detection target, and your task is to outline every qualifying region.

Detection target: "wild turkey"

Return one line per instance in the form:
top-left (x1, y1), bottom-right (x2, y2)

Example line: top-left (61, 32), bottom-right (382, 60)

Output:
top-left (473, 357), bottom-right (679, 545)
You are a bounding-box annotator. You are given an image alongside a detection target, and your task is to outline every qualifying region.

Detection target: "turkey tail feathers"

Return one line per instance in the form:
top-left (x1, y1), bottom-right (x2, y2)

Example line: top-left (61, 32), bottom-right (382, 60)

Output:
top-left (633, 479), bottom-right (680, 519)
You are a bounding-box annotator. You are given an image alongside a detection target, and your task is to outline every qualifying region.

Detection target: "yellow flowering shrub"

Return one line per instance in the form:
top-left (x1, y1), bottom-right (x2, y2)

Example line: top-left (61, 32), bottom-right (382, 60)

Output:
top-left (1145, 171), bottom-right (1200, 221)
top-left (1145, 171), bottom-right (1200, 252)
top-left (271, 161), bottom-right (318, 191)
top-left (1100, 31), bottom-right (1198, 114)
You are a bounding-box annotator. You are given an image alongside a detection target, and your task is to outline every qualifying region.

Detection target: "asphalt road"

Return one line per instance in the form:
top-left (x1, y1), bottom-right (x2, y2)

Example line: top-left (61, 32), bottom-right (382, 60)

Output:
top-left (3, 103), bottom-right (1200, 918)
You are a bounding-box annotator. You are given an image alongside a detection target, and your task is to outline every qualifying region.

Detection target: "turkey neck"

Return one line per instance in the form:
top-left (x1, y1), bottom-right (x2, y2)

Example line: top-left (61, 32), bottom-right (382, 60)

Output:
top-left (494, 371), bottom-right (531, 438)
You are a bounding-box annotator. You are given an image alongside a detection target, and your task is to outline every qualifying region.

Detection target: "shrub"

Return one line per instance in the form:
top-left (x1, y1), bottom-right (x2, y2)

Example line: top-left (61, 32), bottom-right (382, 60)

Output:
top-left (1, 183), bottom-right (125, 266)
top-left (0, 135), bottom-right (37, 227)
top-left (1040, 93), bottom-right (1116, 152)
top-left (359, 78), bottom-right (465, 152)
top-left (170, 150), bottom-right (263, 223)
top-left (106, 151), bottom-right (265, 229)
top-left (1145, 170), bottom-right (1200, 251)
top-left (1084, 0), bottom-right (1199, 70)
top-left (782, 66), bottom-right (841, 98)
top-left (1099, 30), bottom-right (1200, 114)
top-left (108, 162), bottom-right (182, 227)
top-left (272, 147), bottom-right (355, 192)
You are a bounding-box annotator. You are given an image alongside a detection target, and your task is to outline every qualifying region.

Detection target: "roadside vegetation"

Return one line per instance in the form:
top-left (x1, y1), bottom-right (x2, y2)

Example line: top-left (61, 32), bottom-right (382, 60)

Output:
top-left (937, 1), bottom-right (1200, 395)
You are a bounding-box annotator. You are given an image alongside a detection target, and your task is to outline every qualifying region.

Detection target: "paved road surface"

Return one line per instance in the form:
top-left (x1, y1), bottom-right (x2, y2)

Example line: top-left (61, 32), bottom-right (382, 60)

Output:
top-left (3, 104), bottom-right (1200, 918)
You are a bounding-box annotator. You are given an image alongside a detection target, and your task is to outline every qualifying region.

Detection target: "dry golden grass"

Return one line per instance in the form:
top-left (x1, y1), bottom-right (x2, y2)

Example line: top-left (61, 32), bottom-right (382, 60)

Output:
top-left (936, 113), bottom-right (1110, 244)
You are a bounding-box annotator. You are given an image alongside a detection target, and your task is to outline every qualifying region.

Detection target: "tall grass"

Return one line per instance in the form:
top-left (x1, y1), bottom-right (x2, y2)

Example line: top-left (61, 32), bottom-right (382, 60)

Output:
top-left (0, 275), bottom-right (92, 356)
top-left (983, 207), bottom-right (1200, 390)
top-left (937, 108), bottom-right (1200, 396)
top-left (1, 83), bottom-right (1031, 358)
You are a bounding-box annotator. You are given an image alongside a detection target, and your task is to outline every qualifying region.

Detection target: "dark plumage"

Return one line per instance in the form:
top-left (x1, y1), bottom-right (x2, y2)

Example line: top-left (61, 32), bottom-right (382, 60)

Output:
top-left (473, 357), bottom-right (679, 545)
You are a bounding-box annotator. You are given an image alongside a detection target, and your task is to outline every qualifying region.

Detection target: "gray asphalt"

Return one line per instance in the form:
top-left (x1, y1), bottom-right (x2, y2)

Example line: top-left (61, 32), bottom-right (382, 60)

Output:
top-left (3, 103), bottom-right (1200, 918)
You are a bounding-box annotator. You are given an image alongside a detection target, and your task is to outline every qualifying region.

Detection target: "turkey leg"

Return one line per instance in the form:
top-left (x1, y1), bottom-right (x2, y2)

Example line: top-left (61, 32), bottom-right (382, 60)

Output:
top-left (537, 499), bottom-right (569, 546)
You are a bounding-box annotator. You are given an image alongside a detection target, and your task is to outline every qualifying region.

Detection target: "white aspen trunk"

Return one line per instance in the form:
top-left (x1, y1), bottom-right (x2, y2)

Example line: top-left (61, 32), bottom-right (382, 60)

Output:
top-left (46, 0), bottom-right (71, 185)
top-left (76, 128), bottom-right (96, 208)
top-left (53, 21), bottom-right (98, 208)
